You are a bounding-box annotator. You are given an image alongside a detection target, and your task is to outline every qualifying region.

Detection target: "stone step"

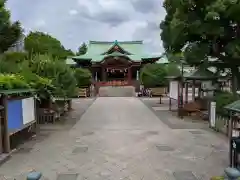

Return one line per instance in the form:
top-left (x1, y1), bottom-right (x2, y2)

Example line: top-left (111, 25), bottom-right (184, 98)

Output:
top-left (99, 86), bottom-right (135, 97)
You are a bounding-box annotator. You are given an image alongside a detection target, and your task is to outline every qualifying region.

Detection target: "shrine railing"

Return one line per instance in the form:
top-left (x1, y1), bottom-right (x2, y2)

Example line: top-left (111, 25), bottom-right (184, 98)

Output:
top-left (95, 80), bottom-right (133, 87)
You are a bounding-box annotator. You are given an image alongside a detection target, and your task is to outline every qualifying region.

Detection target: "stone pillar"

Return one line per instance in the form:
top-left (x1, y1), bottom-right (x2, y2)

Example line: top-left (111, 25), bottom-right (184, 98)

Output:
top-left (210, 101), bottom-right (216, 128)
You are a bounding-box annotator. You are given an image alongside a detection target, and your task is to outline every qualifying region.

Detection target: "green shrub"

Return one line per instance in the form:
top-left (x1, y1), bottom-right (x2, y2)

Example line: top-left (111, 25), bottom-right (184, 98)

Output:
top-left (0, 52), bottom-right (28, 74)
top-left (0, 60), bottom-right (21, 74)
top-left (140, 63), bottom-right (167, 88)
top-left (0, 74), bottom-right (30, 90)
top-left (74, 68), bottom-right (92, 87)
top-left (29, 54), bottom-right (77, 98)
top-left (1, 52), bottom-right (28, 63)
top-left (20, 71), bottom-right (55, 100)
top-left (210, 176), bottom-right (224, 180)
top-left (214, 91), bottom-right (237, 116)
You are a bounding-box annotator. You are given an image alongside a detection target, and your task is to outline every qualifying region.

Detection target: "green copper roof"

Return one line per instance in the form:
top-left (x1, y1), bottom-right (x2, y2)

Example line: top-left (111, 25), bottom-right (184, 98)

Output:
top-left (103, 52), bottom-right (128, 58)
top-left (101, 40), bottom-right (132, 55)
top-left (72, 41), bottom-right (161, 63)
top-left (225, 100), bottom-right (240, 113)
top-left (88, 40), bottom-right (143, 55)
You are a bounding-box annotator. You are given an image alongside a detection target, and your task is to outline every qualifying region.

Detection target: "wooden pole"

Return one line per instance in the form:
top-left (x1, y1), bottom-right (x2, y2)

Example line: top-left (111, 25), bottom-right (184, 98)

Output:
top-left (34, 97), bottom-right (38, 133)
top-left (169, 98), bottom-right (172, 111)
top-left (229, 113), bottom-right (233, 166)
top-left (3, 96), bottom-right (10, 153)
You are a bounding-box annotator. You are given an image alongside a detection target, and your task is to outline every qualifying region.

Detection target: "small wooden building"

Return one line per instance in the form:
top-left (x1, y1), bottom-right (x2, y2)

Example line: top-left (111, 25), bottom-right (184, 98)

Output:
top-left (167, 67), bottom-right (218, 117)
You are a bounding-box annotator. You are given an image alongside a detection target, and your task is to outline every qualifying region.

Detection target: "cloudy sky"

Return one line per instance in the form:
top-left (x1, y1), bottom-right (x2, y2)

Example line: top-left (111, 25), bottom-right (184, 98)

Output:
top-left (6, 0), bottom-right (166, 54)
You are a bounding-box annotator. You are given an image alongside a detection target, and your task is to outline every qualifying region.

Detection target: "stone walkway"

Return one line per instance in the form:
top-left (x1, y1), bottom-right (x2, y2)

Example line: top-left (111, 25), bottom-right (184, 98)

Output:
top-left (0, 97), bottom-right (228, 180)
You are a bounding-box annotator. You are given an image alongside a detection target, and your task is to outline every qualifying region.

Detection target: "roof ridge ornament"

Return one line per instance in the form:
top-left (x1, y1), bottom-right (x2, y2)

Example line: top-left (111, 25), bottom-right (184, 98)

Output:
top-left (114, 40), bottom-right (118, 45)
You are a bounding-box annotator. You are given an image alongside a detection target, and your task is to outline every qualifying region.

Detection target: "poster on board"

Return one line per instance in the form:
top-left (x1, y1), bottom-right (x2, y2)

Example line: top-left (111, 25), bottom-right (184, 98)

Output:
top-left (169, 81), bottom-right (179, 100)
top-left (22, 97), bottom-right (35, 125)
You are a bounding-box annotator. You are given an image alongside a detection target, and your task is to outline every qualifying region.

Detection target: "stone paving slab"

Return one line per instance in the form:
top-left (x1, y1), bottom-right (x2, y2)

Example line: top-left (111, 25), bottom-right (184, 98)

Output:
top-left (0, 97), bottom-right (228, 180)
top-left (140, 97), bottom-right (209, 130)
top-left (152, 106), bottom-right (169, 111)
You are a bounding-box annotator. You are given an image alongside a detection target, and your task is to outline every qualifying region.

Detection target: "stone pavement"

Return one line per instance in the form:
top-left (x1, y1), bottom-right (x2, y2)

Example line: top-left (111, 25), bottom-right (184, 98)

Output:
top-left (0, 97), bottom-right (228, 180)
top-left (140, 97), bottom-right (210, 130)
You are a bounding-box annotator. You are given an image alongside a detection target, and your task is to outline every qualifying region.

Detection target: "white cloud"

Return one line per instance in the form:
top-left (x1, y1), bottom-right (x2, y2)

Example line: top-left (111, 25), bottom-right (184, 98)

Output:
top-left (6, 0), bottom-right (166, 54)
top-left (69, 9), bottom-right (78, 15)
top-left (35, 19), bottom-right (46, 27)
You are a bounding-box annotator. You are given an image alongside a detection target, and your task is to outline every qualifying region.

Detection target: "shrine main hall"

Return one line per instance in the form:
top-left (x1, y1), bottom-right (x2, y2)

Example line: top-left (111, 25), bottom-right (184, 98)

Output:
top-left (70, 40), bottom-right (165, 86)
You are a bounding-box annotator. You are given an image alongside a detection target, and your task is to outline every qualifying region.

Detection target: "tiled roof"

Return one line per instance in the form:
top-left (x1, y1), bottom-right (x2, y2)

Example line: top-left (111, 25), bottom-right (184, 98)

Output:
top-left (72, 40), bottom-right (161, 62)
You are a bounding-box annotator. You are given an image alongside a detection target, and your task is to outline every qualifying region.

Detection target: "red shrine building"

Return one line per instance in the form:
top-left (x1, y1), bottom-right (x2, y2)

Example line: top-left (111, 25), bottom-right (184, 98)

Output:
top-left (70, 40), bottom-right (165, 86)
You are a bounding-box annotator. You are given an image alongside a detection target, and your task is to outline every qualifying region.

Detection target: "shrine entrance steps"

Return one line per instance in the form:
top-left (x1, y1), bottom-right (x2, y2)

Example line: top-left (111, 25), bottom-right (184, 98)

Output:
top-left (98, 86), bottom-right (135, 97)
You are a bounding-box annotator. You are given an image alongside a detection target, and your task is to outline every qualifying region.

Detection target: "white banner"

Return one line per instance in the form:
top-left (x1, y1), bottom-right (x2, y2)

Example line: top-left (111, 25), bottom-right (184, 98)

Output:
top-left (22, 97), bottom-right (35, 125)
top-left (169, 81), bottom-right (179, 100)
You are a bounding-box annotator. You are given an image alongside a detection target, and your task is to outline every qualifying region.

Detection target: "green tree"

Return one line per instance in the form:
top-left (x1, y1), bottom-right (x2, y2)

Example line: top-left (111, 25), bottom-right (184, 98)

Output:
top-left (74, 68), bottom-right (92, 87)
top-left (0, 1), bottom-right (22, 53)
top-left (24, 31), bottom-right (73, 60)
top-left (0, 60), bottom-right (20, 74)
top-left (1, 52), bottom-right (28, 63)
top-left (0, 74), bottom-right (29, 90)
top-left (0, 52), bottom-right (28, 73)
top-left (214, 91), bottom-right (237, 116)
top-left (20, 70), bottom-right (56, 100)
top-left (76, 43), bottom-right (87, 55)
top-left (160, 0), bottom-right (240, 95)
top-left (140, 64), bottom-right (167, 88)
top-left (166, 52), bottom-right (183, 64)
top-left (65, 49), bottom-right (75, 56)
top-left (165, 62), bottom-right (181, 77)
top-left (29, 54), bottom-right (77, 97)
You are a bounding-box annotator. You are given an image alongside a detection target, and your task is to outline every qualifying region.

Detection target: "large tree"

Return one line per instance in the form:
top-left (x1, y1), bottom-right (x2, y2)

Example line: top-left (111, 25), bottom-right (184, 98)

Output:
top-left (165, 62), bottom-right (181, 77)
top-left (76, 43), bottom-right (87, 55)
top-left (0, 1), bottom-right (22, 53)
top-left (24, 31), bottom-right (74, 60)
top-left (160, 0), bottom-right (240, 94)
top-left (28, 54), bottom-right (77, 97)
